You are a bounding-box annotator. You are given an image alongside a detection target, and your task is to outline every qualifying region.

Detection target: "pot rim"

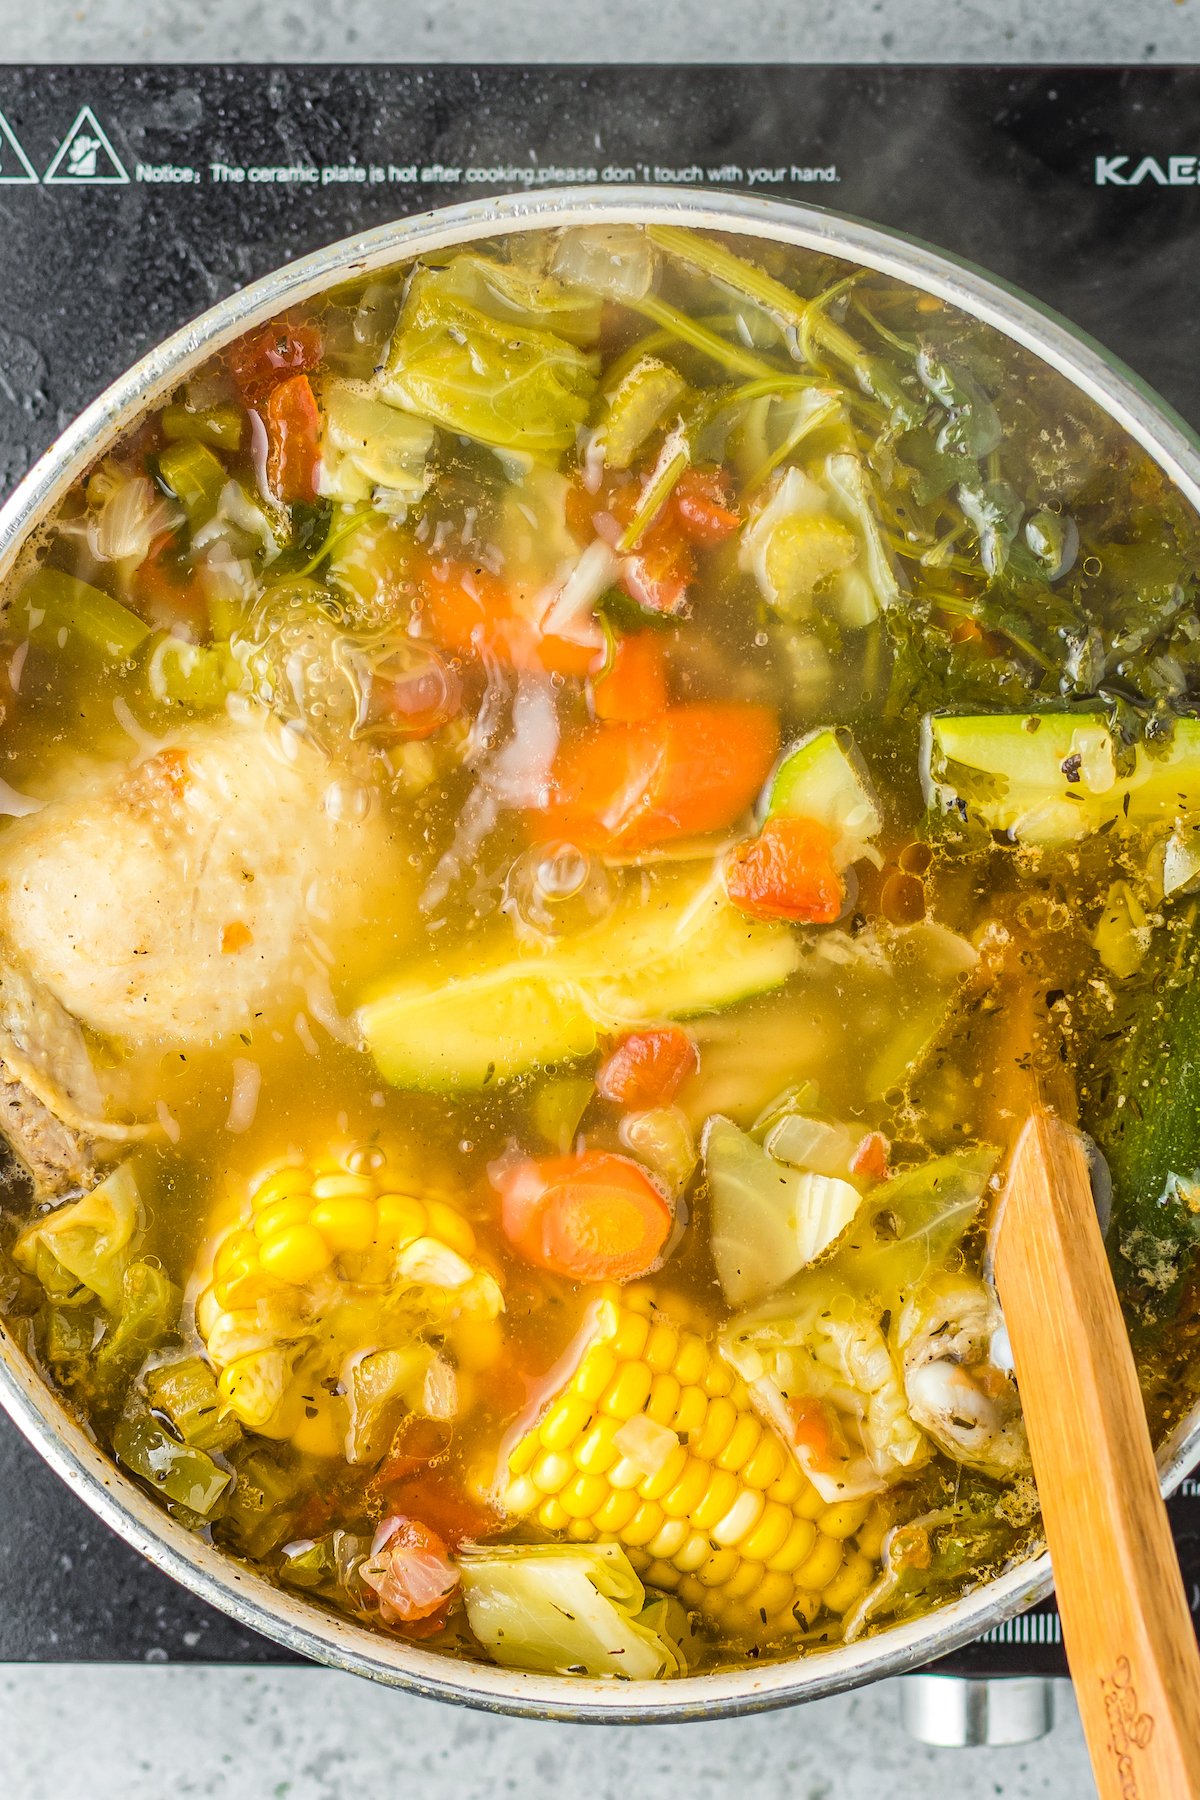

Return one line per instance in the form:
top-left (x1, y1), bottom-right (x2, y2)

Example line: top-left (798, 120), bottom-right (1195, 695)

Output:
top-left (2, 183), bottom-right (1199, 1721)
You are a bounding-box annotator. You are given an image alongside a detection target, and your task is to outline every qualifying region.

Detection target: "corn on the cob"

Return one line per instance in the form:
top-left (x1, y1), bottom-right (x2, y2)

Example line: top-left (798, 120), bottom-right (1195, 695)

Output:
top-left (499, 1285), bottom-right (876, 1636)
top-left (195, 1147), bottom-right (503, 1461)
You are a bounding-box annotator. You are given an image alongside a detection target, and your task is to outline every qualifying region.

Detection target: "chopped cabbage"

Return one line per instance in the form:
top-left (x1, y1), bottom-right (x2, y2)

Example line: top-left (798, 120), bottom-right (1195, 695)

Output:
top-left (896, 1271), bottom-right (1030, 1480)
top-left (381, 257), bottom-right (601, 456)
top-left (319, 379), bottom-right (435, 504)
top-left (739, 453), bottom-right (899, 627)
top-left (458, 1542), bottom-right (687, 1679)
top-left (705, 1115), bottom-right (862, 1307)
top-left (13, 1162), bottom-right (141, 1313)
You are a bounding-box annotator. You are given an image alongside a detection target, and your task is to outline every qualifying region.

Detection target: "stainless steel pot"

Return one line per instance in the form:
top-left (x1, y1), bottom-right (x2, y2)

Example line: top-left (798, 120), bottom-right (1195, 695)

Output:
top-left (2, 186), bottom-right (1199, 1722)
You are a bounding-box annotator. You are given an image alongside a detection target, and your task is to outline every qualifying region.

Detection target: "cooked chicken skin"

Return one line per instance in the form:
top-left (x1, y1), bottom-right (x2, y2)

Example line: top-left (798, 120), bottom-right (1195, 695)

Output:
top-left (0, 716), bottom-right (399, 1048)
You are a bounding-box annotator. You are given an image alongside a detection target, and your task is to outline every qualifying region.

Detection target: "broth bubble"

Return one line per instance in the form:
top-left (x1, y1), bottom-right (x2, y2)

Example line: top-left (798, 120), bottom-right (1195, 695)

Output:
top-left (504, 841), bottom-right (614, 937)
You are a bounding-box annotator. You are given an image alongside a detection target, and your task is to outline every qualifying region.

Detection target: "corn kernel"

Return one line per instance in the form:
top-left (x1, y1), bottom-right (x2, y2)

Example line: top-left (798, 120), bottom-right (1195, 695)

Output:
top-left (671, 1333), bottom-right (708, 1386)
top-left (741, 1431), bottom-right (787, 1491)
top-left (644, 1519), bottom-right (689, 1561)
top-left (622, 1285), bottom-right (655, 1316)
top-left (530, 1449), bottom-right (574, 1495)
top-left (504, 1474), bottom-right (541, 1513)
top-left (793, 1533), bottom-right (844, 1593)
top-left (714, 1413), bottom-right (761, 1475)
top-left (767, 1460), bottom-right (806, 1507)
top-left (691, 1396), bottom-right (738, 1463)
top-left (592, 1488), bottom-right (640, 1534)
top-left (820, 1498), bottom-right (872, 1541)
top-left (792, 1588), bottom-right (823, 1627)
top-left (575, 1346), bottom-right (618, 1403)
top-left (645, 1372), bottom-right (681, 1427)
top-left (644, 1322), bottom-right (679, 1373)
top-left (856, 1502), bottom-right (891, 1561)
top-left (214, 1227), bottom-right (258, 1277)
top-left (607, 1454), bottom-right (650, 1492)
top-left (723, 1558), bottom-right (765, 1601)
top-left (259, 1224), bottom-right (332, 1284)
top-left (690, 1467), bottom-right (741, 1532)
top-left (539, 1393), bottom-right (595, 1453)
top-left (755, 1569), bottom-right (796, 1617)
top-left (823, 1549), bottom-right (875, 1615)
top-left (311, 1171), bottom-right (375, 1203)
top-left (376, 1193), bottom-right (427, 1244)
top-left (740, 1500), bottom-right (793, 1565)
top-left (621, 1501), bottom-right (665, 1547)
top-left (624, 1545), bottom-right (650, 1572)
top-left (637, 1442), bottom-right (690, 1502)
top-left (702, 1357), bottom-right (734, 1398)
top-left (712, 1486), bottom-right (765, 1548)
top-left (611, 1310), bottom-right (650, 1360)
top-left (660, 1457), bottom-right (712, 1521)
top-left (290, 1406), bottom-right (343, 1460)
top-left (251, 1167), bottom-right (310, 1208)
top-left (642, 1558), bottom-right (681, 1591)
top-left (600, 1361), bottom-right (653, 1420)
top-left (538, 1497), bottom-right (569, 1532)
top-left (696, 1547), bottom-right (740, 1589)
top-left (310, 1195), bottom-right (377, 1254)
top-left (676, 1574), bottom-right (708, 1612)
top-left (766, 1517), bottom-right (818, 1574)
top-left (424, 1198), bottom-right (477, 1258)
top-left (674, 1530), bottom-right (712, 1574)
top-left (567, 1518), bottom-right (593, 1543)
top-left (672, 1386), bottom-right (709, 1437)
top-left (508, 1433), bottom-right (540, 1477)
top-left (573, 1417), bottom-right (620, 1476)
top-left (559, 1474), bottom-right (611, 1520)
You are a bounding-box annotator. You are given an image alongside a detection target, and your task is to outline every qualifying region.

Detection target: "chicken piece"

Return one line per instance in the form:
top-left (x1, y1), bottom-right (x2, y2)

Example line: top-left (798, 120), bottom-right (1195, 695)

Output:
top-left (895, 1271), bottom-right (1030, 1481)
top-left (0, 715), bottom-right (404, 1049)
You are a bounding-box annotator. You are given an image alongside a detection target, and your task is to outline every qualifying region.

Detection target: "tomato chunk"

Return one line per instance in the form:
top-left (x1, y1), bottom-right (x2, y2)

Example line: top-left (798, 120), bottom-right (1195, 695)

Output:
top-left (597, 1027), bottom-right (698, 1109)
top-left (535, 703), bottom-right (778, 854)
top-left (264, 373), bottom-right (322, 504)
top-left (228, 320), bottom-right (323, 409)
top-left (725, 815), bottom-right (845, 924)
top-left (359, 1516), bottom-right (459, 1625)
top-left (493, 1150), bottom-right (673, 1283)
top-left (673, 467), bottom-right (741, 544)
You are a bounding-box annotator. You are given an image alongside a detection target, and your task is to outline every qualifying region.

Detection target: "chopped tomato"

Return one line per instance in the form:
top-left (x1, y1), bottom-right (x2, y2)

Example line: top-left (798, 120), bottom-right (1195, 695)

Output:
top-left (591, 632), bottom-right (669, 723)
top-left (418, 556), bottom-right (602, 679)
top-left (372, 1467), bottom-right (500, 1550)
top-left (850, 1131), bottom-right (891, 1183)
top-left (672, 467), bottom-right (741, 544)
top-left (493, 1150), bottom-right (673, 1284)
top-left (264, 373), bottom-right (322, 504)
top-left (534, 703), bottom-right (778, 854)
top-left (359, 1516), bottom-right (460, 1624)
top-left (228, 319), bottom-right (323, 409)
top-left (597, 1027), bottom-right (698, 1110)
top-left (621, 521), bottom-right (695, 619)
top-left (725, 815), bottom-right (844, 924)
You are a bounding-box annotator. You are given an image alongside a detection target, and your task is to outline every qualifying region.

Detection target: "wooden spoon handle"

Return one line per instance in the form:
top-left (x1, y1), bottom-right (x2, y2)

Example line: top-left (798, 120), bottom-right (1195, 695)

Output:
top-left (995, 1107), bottom-right (1200, 1799)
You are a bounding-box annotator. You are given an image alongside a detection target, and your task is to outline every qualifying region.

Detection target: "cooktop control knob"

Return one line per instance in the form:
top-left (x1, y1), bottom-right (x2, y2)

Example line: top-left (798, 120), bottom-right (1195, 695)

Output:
top-left (899, 1675), bottom-right (1055, 1747)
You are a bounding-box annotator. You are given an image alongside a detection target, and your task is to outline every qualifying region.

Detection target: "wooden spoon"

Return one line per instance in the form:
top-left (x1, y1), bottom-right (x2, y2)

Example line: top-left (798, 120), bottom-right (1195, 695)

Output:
top-left (994, 1105), bottom-right (1200, 1798)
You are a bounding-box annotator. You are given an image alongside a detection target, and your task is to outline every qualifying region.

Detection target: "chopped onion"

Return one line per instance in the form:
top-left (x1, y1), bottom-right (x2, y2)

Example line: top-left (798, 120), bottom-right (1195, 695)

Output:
top-left (612, 1413), bottom-right (679, 1477)
top-left (0, 776), bottom-right (43, 818)
top-left (550, 226), bottom-right (657, 302)
top-left (225, 1057), bottom-right (261, 1134)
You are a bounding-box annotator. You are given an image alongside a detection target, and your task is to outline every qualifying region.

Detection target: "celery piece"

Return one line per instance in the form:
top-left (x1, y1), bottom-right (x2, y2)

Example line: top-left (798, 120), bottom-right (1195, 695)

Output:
top-left (13, 1163), bottom-right (142, 1314)
top-left (627, 293), bottom-right (778, 381)
top-left (154, 439), bottom-right (228, 526)
top-left (40, 1303), bottom-right (96, 1385)
top-left (112, 1412), bottom-right (231, 1517)
top-left (90, 1261), bottom-right (179, 1412)
top-left (221, 1443), bottom-right (305, 1558)
top-left (145, 634), bottom-right (241, 712)
top-left (161, 402), bottom-right (245, 453)
top-left (598, 357), bottom-right (688, 469)
top-left (18, 567), bottom-right (151, 663)
top-left (144, 1354), bottom-right (241, 1454)
top-left (278, 1534), bottom-right (341, 1593)
top-left (531, 1074), bottom-right (595, 1153)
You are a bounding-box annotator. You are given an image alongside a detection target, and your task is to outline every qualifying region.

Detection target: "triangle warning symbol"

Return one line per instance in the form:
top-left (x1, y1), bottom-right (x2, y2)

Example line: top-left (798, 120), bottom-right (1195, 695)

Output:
top-left (0, 109), bottom-right (39, 186)
top-left (43, 105), bottom-right (129, 186)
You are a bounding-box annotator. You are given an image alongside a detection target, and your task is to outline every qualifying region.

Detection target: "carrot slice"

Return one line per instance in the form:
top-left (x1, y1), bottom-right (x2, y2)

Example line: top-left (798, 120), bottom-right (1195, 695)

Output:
top-left (850, 1131), bottom-right (891, 1183)
top-left (591, 633), bottom-right (669, 723)
top-left (228, 320), bottom-right (323, 409)
top-left (265, 373), bottom-right (322, 504)
top-left (597, 1027), bottom-right (698, 1109)
top-left (493, 1150), bottom-right (672, 1283)
top-left (419, 557), bottom-right (601, 679)
top-left (535, 703), bottom-right (778, 854)
top-left (724, 815), bottom-right (845, 924)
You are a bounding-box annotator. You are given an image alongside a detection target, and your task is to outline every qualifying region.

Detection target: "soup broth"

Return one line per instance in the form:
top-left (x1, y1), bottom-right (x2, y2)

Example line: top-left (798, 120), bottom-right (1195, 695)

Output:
top-left (2, 221), bottom-right (1200, 1679)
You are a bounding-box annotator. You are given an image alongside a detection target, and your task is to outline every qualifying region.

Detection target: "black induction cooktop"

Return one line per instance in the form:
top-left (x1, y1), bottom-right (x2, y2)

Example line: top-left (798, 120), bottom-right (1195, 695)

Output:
top-left (1, 61), bottom-right (1199, 1678)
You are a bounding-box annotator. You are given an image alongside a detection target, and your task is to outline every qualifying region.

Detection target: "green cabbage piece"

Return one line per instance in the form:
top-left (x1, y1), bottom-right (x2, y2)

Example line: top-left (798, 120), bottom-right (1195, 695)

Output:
top-left (458, 1542), bottom-right (687, 1679)
top-left (13, 1163), bottom-right (141, 1314)
top-left (380, 257), bottom-right (601, 456)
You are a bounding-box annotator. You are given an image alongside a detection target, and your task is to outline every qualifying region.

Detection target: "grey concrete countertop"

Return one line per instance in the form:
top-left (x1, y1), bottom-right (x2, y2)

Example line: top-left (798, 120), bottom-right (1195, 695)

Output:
top-left (1, 5), bottom-right (1195, 1798)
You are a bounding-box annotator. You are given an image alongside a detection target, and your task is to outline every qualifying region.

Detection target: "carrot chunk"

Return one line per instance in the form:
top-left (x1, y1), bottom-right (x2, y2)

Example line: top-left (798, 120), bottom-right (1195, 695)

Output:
top-left (597, 1027), bottom-right (698, 1109)
top-left (419, 557), bottom-right (601, 679)
top-left (724, 815), bottom-right (845, 924)
top-left (591, 633), bottom-right (669, 723)
top-left (672, 467), bottom-right (741, 545)
top-left (493, 1150), bottom-right (673, 1284)
top-left (535, 703), bottom-right (778, 854)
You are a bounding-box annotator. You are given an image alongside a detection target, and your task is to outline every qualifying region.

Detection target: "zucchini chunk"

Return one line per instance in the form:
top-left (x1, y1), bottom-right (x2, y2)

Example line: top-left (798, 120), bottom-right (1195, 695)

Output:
top-left (765, 726), bottom-right (882, 865)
